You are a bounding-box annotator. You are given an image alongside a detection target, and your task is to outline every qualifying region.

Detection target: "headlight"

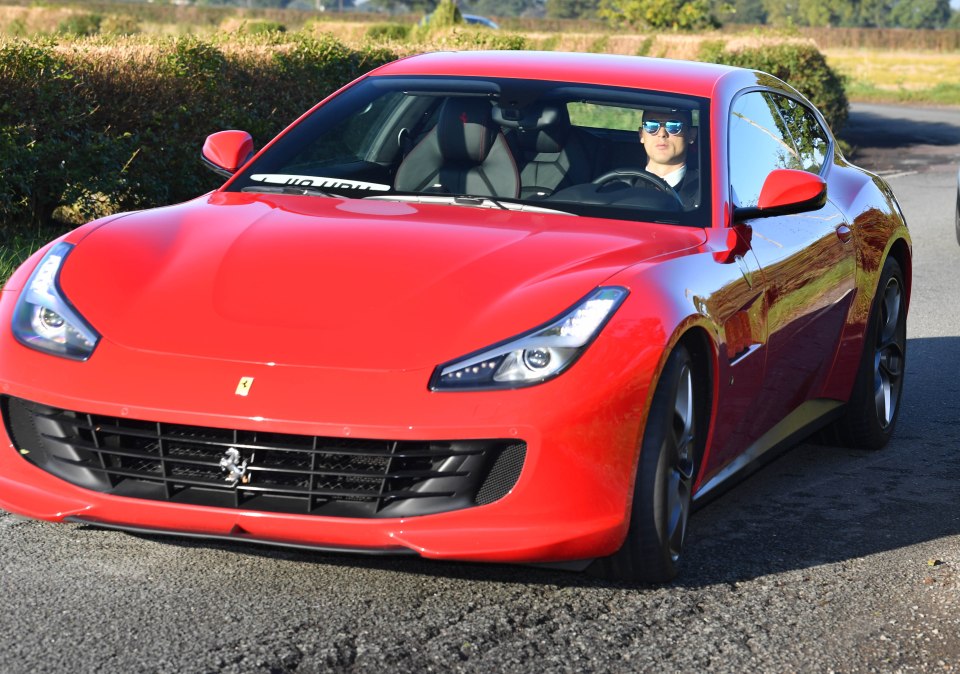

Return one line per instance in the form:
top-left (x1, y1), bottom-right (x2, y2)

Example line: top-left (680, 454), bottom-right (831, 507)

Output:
top-left (12, 242), bottom-right (100, 360)
top-left (430, 287), bottom-right (628, 391)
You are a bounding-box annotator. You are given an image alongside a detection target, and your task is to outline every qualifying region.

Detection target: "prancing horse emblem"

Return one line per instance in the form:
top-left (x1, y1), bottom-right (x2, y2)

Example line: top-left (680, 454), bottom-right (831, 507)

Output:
top-left (219, 447), bottom-right (250, 485)
top-left (235, 376), bottom-right (254, 396)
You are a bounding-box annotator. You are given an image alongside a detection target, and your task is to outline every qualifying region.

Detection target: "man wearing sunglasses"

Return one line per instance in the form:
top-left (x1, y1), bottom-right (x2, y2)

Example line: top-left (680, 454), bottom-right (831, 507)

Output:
top-left (639, 109), bottom-right (699, 208)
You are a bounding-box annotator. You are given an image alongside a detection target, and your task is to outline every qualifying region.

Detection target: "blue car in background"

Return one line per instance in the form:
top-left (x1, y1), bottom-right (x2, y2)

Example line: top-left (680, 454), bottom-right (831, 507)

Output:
top-left (420, 11), bottom-right (499, 28)
top-left (462, 14), bottom-right (499, 28)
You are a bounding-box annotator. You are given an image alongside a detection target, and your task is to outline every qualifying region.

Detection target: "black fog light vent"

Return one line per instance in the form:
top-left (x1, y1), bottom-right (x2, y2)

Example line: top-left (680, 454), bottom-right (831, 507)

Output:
top-left (476, 442), bottom-right (526, 505)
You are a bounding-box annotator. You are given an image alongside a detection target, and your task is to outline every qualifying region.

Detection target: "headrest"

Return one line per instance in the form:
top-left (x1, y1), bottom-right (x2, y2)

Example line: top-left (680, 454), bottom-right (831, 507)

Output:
top-left (512, 104), bottom-right (571, 153)
top-left (437, 98), bottom-right (498, 164)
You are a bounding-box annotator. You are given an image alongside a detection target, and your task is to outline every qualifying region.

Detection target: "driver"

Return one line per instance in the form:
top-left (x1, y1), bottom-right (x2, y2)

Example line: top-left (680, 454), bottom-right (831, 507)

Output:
top-left (639, 109), bottom-right (700, 208)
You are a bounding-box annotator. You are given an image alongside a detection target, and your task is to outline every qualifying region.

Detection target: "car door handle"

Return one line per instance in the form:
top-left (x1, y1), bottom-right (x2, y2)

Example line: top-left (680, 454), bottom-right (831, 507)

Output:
top-left (836, 224), bottom-right (853, 243)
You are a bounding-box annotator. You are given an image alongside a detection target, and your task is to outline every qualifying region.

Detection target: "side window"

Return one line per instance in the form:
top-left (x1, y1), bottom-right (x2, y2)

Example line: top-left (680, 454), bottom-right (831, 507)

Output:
top-left (567, 102), bottom-right (644, 131)
top-left (728, 92), bottom-right (800, 207)
top-left (768, 94), bottom-right (830, 173)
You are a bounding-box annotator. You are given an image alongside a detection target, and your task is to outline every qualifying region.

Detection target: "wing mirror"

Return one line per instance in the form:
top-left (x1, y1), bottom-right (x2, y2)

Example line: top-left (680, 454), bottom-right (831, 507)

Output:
top-left (201, 130), bottom-right (254, 178)
top-left (734, 169), bottom-right (827, 222)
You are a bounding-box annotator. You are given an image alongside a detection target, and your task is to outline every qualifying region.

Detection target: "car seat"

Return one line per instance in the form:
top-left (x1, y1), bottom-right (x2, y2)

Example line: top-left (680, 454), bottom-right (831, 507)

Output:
top-left (394, 97), bottom-right (520, 199)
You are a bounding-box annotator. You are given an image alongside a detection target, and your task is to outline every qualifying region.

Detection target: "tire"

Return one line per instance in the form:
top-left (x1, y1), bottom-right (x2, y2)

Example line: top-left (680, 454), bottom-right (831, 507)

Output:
top-left (590, 344), bottom-right (700, 583)
top-left (829, 255), bottom-right (907, 449)
top-left (954, 187), bottom-right (960, 246)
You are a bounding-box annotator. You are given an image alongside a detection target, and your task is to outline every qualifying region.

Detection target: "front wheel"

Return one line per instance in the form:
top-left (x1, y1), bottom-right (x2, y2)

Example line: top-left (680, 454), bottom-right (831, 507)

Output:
top-left (591, 344), bottom-right (701, 583)
top-left (828, 255), bottom-right (907, 449)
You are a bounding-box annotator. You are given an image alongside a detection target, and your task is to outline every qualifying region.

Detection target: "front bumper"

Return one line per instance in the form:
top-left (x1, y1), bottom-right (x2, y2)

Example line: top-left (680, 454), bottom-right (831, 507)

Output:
top-left (0, 313), bottom-right (657, 565)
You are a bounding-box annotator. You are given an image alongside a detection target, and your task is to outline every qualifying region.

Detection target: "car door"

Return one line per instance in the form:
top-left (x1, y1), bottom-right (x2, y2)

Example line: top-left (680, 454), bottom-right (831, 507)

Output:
top-left (728, 90), bottom-right (857, 437)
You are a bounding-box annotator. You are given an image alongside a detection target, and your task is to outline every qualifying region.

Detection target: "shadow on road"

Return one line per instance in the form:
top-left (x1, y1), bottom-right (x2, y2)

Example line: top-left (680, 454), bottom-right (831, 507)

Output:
top-left (678, 334), bottom-right (960, 586)
top-left (840, 105), bottom-right (960, 173)
top-left (842, 109), bottom-right (960, 150)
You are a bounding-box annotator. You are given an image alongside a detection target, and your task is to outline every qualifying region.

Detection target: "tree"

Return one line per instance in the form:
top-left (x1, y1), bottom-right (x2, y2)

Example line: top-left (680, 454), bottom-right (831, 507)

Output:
top-left (546, 0), bottom-right (599, 19)
top-left (598, 0), bottom-right (718, 29)
top-left (889, 0), bottom-right (952, 28)
top-left (851, 0), bottom-right (895, 27)
top-left (761, 0), bottom-right (799, 25)
top-left (797, 0), bottom-right (837, 25)
top-left (714, 0), bottom-right (767, 24)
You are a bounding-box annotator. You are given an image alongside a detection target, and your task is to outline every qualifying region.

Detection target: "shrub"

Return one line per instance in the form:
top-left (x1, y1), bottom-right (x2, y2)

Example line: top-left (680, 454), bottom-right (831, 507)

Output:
top-left (700, 42), bottom-right (849, 132)
top-left (429, 28), bottom-right (528, 50)
top-left (0, 32), bottom-right (849, 234)
top-left (240, 20), bottom-right (287, 35)
top-left (0, 35), bottom-right (398, 233)
top-left (428, 0), bottom-right (463, 29)
top-left (365, 23), bottom-right (411, 42)
top-left (100, 14), bottom-right (141, 37)
top-left (57, 13), bottom-right (102, 37)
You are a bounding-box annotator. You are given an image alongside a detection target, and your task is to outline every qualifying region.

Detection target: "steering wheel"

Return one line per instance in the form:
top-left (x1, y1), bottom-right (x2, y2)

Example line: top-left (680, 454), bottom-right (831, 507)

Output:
top-left (591, 168), bottom-right (683, 207)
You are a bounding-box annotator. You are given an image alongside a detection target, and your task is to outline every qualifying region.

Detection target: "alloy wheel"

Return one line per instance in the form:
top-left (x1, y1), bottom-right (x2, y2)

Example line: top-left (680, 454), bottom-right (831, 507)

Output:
top-left (665, 363), bottom-right (696, 561)
top-left (873, 276), bottom-right (904, 429)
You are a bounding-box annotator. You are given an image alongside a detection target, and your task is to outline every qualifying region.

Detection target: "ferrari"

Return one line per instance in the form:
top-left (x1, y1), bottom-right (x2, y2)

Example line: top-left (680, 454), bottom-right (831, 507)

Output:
top-left (0, 51), bottom-right (910, 582)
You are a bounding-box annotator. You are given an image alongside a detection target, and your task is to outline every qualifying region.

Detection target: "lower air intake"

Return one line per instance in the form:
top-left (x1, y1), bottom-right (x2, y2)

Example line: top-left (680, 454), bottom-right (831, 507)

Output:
top-left (3, 396), bottom-right (526, 519)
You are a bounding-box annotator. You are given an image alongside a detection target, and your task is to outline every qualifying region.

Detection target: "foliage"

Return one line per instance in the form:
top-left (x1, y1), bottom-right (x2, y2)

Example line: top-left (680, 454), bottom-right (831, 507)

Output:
top-left (427, 0), bottom-right (463, 27)
top-left (0, 229), bottom-right (50, 285)
top-left (0, 28), bottom-right (852, 233)
top-left (714, 0), bottom-right (766, 23)
top-left (365, 23), bottom-right (412, 42)
top-left (238, 19), bottom-right (288, 34)
top-left (0, 38), bottom-right (133, 230)
top-left (889, 0), bottom-right (952, 29)
top-left (599, 0), bottom-right (719, 30)
top-left (428, 27), bottom-right (528, 49)
top-left (0, 34), bottom-right (398, 233)
top-left (100, 14), bottom-right (141, 36)
top-left (761, 0), bottom-right (954, 27)
top-left (56, 13), bottom-right (102, 37)
top-left (701, 42), bottom-right (849, 132)
top-left (546, 0), bottom-right (600, 18)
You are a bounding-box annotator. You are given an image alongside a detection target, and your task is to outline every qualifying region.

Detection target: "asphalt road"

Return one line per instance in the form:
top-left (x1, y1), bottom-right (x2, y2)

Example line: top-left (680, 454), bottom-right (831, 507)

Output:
top-left (1, 103), bottom-right (960, 673)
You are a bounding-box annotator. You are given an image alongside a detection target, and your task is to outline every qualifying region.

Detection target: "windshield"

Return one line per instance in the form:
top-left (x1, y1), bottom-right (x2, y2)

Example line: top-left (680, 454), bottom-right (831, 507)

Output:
top-left (227, 76), bottom-right (710, 226)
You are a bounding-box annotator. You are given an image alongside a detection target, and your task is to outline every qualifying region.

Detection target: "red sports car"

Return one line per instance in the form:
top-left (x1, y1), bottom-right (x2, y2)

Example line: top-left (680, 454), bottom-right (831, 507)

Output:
top-left (0, 51), bottom-right (910, 582)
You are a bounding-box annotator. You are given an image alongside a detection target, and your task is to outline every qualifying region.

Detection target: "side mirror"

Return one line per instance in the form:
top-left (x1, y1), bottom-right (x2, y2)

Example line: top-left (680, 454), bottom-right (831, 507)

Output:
top-left (734, 169), bottom-right (827, 222)
top-left (201, 130), bottom-right (254, 178)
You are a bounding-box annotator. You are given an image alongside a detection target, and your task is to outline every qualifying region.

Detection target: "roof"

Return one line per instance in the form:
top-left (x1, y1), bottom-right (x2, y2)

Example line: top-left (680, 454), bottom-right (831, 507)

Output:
top-left (370, 51), bottom-right (742, 98)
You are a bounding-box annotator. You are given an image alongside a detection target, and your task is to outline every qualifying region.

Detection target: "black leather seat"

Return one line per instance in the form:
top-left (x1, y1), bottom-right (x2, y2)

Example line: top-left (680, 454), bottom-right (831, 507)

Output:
top-left (394, 98), bottom-right (520, 199)
top-left (512, 104), bottom-right (594, 199)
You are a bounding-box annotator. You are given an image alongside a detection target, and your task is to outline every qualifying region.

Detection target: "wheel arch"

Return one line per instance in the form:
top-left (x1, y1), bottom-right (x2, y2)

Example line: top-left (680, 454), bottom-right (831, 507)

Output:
top-left (885, 237), bottom-right (912, 312)
top-left (677, 327), bottom-right (714, 462)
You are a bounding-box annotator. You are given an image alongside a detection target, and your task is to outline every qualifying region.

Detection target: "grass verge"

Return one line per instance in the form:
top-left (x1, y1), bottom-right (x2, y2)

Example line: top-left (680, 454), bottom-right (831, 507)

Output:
top-left (0, 232), bottom-right (54, 286)
top-left (824, 48), bottom-right (960, 106)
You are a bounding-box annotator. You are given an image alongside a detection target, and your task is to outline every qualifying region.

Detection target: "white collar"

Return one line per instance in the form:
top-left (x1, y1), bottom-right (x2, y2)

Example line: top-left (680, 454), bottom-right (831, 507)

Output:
top-left (655, 165), bottom-right (686, 188)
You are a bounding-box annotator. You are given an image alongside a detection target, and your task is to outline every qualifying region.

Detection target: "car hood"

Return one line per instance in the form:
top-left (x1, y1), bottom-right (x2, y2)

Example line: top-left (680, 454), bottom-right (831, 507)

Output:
top-left (61, 192), bottom-right (705, 370)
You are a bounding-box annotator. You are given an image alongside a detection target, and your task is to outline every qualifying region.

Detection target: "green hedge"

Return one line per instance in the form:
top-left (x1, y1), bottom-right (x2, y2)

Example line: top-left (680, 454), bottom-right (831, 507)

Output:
top-left (0, 34), bottom-right (397, 234)
top-left (699, 41), bottom-right (849, 133)
top-left (0, 35), bottom-right (847, 235)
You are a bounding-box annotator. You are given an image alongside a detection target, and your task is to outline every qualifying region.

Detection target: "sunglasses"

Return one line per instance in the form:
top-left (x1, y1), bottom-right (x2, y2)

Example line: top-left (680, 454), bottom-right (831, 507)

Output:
top-left (641, 120), bottom-right (685, 135)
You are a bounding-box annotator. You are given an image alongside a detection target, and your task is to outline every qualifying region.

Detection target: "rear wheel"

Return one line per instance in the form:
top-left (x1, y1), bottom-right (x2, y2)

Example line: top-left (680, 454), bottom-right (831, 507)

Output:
top-left (591, 344), bottom-right (700, 583)
top-left (829, 255), bottom-right (906, 449)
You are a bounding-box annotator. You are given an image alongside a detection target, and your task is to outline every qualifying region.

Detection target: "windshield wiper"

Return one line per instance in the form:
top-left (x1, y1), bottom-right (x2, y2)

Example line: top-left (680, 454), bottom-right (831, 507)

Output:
top-left (453, 195), bottom-right (508, 210)
top-left (365, 193), bottom-right (576, 216)
top-left (241, 185), bottom-right (338, 198)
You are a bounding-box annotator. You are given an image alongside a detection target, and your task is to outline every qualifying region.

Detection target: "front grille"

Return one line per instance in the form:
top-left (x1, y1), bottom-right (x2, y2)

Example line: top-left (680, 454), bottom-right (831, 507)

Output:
top-left (3, 396), bottom-right (526, 519)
